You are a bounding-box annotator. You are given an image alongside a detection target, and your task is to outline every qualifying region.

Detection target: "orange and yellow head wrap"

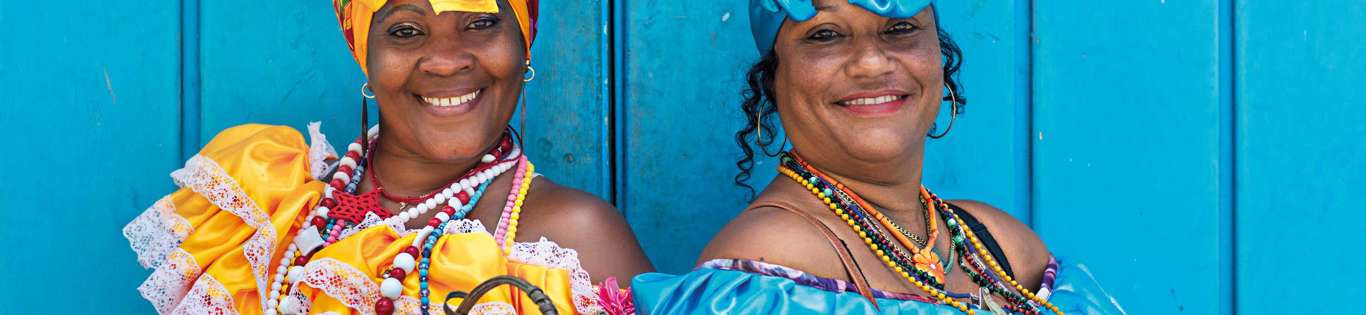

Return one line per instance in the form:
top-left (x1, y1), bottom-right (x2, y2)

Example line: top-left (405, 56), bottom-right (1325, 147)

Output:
top-left (333, 0), bottom-right (540, 76)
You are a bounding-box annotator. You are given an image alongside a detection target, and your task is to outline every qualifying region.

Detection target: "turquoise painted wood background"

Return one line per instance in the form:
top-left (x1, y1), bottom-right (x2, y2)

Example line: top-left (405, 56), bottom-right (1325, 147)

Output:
top-left (2, 1), bottom-right (1362, 314)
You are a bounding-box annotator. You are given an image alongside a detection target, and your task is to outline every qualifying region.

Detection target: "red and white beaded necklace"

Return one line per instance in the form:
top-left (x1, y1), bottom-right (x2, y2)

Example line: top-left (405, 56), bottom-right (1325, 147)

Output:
top-left (264, 126), bottom-right (522, 315)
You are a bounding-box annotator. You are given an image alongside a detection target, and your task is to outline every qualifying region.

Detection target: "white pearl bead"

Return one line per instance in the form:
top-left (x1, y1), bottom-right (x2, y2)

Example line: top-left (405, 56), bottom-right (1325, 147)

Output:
top-left (287, 266), bottom-right (305, 283)
top-left (317, 208), bottom-right (330, 218)
top-left (293, 228), bottom-right (325, 255)
top-left (338, 158), bottom-right (357, 169)
top-left (334, 172), bottom-right (350, 184)
top-left (423, 199), bottom-right (437, 210)
top-left (448, 198), bottom-right (462, 208)
top-left (278, 296), bottom-right (302, 315)
top-left (442, 188), bottom-right (454, 198)
top-left (347, 142), bottom-right (363, 153)
top-left (393, 253), bottom-right (416, 273)
top-left (271, 281), bottom-right (282, 292)
top-left (268, 293), bottom-right (280, 303)
top-left (265, 309), bottom-right (278, 315)
top-left (434, 212), bottom-right (450, 222)
top-left (380, 277), bottom-right (404, 299)
top-left (482, 154), bottom-right (496, 163)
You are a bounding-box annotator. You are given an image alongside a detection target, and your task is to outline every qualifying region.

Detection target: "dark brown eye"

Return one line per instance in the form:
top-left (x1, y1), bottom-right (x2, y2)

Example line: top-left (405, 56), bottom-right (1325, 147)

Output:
top-left (807, 29), bottom-right (843, 42)
top-left (468, 15), bottom-right (500, 30)
top-left (885, 22), bottom-right (920, 35)
top-left (388, 24), bottom-right (424, 38)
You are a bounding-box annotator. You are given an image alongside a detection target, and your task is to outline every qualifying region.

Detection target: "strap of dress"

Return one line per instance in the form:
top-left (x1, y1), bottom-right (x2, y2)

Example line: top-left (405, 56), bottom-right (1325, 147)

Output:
top-left (748, 201), bottom-right (881, 310)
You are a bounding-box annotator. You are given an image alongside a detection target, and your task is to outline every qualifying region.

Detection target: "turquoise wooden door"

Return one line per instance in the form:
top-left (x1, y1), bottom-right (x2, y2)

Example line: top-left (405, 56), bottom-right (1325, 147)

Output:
top-left (2, 1), bottom-right (1363, 314)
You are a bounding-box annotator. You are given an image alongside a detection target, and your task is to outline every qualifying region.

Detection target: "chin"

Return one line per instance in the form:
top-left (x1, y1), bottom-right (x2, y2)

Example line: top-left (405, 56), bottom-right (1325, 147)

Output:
top-left (838, 129), bottom-right (921, 162)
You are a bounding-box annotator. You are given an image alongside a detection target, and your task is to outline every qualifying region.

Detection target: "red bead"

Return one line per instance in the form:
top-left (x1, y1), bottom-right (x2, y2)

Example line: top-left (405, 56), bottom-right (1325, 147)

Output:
top-left (346, 151), bottom-right (361, 160)
top-left (403, 246), bottom-right (419, 257)
top-left (374, 298), bottom-right (395, 315)
top-left (388, 268), bottom-right (406, 279)
top-left (321, 198), bottom-right (338, 208)
top-left (330, 179), bottom-right (345, 189)
top-left (456, 191), bottom-right (470, 203)
top-left (428, 218), bottom-right (441, 226)
top-left (311, 217), bottom-right (326, 228)
top-left (294, 255), bottom-right (310, 266)
top-left (337, 165), bottom-right (353, 175)
top-left (441, 206), bottom-right (455, 215)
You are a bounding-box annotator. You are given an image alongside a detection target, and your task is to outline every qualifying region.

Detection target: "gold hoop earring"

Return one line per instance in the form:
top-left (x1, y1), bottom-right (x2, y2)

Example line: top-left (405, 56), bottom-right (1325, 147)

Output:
top-left (756, 111), bottom-right (764, 147)
top-left (361, 83), bottom-right (376, 99)
top-left (523, 61), bottom-right (536, 83)
top-left (928, 84), bottom-right (958, 139)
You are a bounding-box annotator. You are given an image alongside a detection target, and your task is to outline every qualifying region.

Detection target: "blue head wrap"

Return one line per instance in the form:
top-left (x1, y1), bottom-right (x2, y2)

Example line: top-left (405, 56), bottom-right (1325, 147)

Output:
top-left (749, 0), bottom-right (932, 56)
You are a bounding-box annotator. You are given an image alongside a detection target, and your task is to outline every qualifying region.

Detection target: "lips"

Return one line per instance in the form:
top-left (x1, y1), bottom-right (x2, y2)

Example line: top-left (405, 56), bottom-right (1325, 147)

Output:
top-left (834, 90), bottom-right (910, 117)
top-left (420, 89), bottom-right (480, 107)
top-left (837, 95), bottom-right (905, 106)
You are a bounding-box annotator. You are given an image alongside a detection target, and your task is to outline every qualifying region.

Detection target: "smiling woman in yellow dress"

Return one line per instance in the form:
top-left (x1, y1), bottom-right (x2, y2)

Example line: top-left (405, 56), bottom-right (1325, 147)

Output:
top-left (123, 0), bottom-right (652, 314)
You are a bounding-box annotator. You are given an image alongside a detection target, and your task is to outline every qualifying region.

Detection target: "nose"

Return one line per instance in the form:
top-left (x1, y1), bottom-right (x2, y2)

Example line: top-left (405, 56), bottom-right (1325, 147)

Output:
top-left (844, 39), bottom-right (897, 80)
top-left (418, 43), bottom-right (475, 77)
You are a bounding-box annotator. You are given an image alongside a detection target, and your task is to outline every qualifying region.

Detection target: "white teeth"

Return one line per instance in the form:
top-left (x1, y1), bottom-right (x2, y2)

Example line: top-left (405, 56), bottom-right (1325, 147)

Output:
top-left (840, 95), bottom-right (903, 106)
top-left (422, 90), bottom-right (480, 107)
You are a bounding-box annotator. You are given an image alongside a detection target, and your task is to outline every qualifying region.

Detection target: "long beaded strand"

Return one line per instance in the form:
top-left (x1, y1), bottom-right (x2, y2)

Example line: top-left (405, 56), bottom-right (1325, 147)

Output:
top-left (778, 164), bottom-right (967, 311)
top-left (780, 152), bottom-right (1065, 315)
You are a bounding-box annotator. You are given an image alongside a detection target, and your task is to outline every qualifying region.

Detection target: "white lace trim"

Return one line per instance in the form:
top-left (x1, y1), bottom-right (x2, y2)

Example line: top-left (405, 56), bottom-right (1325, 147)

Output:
top-left (288, 225), bottom-right (598, 314)
top-left (171, 154), bottom-right (279, 311)
top-left (170, 274), bottom-right (240, 315)
top-left (125, 196), bottom-right (192, 269)
top-left (294, 258), bottom-right (380, 313)
top-left (508, 237), bottom-right (603, 314)
top-left (341, 212), bottom-right (394, 240)
top-left (307, 121), bottom-right (338, 181)
top-left (138, 248), bottom-right (202, 314)
top-left (470, 302), bottom-right (516, 315)
top-left (396, 296), bottom-right (447, 315)
top-left (444, 219), bottom-right (490, 235)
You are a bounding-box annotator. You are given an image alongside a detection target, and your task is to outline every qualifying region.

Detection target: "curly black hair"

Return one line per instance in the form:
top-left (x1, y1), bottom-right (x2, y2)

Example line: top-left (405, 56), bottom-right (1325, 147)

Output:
top-left (733, 11), bottom-right (967, 198)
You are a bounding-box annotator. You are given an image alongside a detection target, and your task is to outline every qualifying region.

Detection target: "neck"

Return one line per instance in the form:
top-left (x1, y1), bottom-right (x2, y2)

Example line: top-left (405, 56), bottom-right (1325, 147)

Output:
top-left (793, 148), bottom-right (927, 215)
top-left (365, 136), bottom-right (483, 198)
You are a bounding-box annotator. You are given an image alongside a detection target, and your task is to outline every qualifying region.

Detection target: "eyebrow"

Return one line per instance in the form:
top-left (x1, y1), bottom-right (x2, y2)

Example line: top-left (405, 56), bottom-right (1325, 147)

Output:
top-left (815, 4), bottom-right (840, 12)
top-left (376, 4), bottom-right (427, 24)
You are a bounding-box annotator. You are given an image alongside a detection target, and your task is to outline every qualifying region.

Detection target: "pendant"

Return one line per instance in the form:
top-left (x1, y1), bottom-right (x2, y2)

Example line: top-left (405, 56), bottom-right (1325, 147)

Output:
top-left (912, 250), bottom-right (946, 284)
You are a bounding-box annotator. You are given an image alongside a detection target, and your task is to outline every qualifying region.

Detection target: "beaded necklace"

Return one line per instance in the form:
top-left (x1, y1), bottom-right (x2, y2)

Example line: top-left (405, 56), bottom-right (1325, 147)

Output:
top-left (778, 152), bottom-right (1063, 315)
top-left (265, 127), bottom-right (528, 315)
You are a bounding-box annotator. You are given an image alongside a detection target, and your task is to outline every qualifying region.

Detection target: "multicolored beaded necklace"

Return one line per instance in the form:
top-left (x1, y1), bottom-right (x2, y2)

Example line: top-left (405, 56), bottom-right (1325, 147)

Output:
top-left (779, 152), bottom-right (1063, 315)
top-left (263, 126), bottom-right (534, 315)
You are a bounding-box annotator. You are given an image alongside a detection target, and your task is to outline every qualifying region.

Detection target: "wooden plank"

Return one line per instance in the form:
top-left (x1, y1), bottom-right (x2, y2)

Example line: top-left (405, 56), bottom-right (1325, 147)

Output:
top-left (1234, 1), bottom-right (1366, 313)
top-left (618, 1), bottom-right (763, 273)
top-left (196, 1), bottom-right (611, 198)
top-left (521, 0), bottom-right (613, 199)
top-left (0, 1), bottom-right (182, 312)
top-left (1031, 2), bottom-right (1228, 314)
top-left (925, 1), bottom-right (1032, 220)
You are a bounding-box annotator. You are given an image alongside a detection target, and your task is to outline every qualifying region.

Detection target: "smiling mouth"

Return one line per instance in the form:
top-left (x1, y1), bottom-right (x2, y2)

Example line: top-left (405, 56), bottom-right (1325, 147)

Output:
top-left (836, 95), bottom-right (906, 106)
top-left (419, 89), bottom-right (481, 107)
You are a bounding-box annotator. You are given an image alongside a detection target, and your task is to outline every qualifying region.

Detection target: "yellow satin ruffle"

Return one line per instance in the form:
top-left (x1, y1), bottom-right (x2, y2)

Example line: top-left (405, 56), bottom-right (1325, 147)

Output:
top-left (296, 225), bottom-right (579, 314)
top-left (127, 124), bottom-right (590, 315)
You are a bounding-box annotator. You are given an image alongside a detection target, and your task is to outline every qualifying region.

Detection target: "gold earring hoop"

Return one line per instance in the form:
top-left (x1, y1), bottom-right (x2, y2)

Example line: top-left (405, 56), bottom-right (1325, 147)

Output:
top-left (756, 111), bottom-right (764, 147)
top-left (928, 84), bottom-right (958, 139)
top-left (361, 83), bottom-right (376, 99)
top-left (523, 61), bottom-right (536, 83)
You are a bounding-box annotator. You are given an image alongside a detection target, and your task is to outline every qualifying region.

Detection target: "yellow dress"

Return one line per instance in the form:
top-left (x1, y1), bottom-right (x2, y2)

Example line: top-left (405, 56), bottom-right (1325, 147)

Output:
top-left (124, 123), bottom-right (603, 314)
